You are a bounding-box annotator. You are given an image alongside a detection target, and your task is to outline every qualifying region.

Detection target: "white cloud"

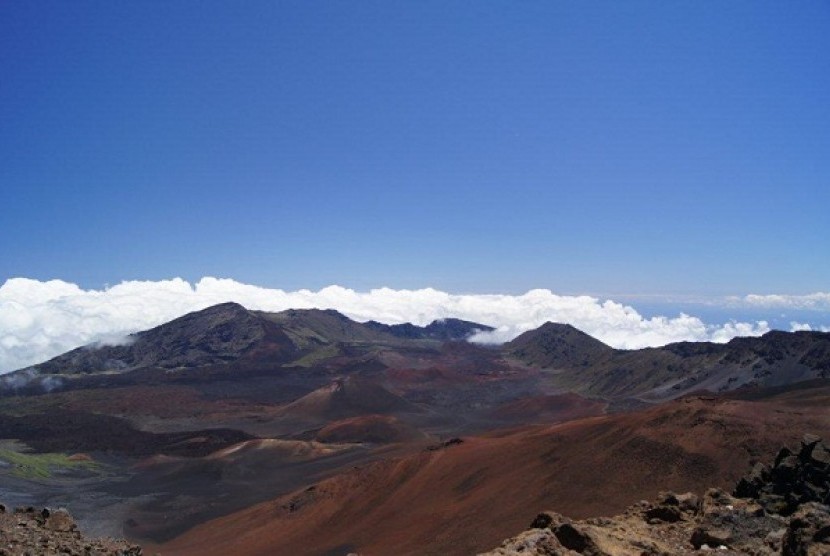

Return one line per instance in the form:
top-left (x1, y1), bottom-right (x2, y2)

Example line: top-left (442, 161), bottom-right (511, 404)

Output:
top-left (0, 277), bottom-right (781, 374)
top-left (790, 321), bottom-right (830, 333)
top-left (730, 292), bottom-right (830, 311)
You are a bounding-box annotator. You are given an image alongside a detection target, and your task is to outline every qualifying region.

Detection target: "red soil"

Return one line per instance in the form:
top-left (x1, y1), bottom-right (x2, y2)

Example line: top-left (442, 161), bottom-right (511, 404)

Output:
top-left (156, 392), bottom-right (830, 556)
top-left (315, 414), bottom-right (429, 444)
top-left (489, 392), bottom-right (607, 423)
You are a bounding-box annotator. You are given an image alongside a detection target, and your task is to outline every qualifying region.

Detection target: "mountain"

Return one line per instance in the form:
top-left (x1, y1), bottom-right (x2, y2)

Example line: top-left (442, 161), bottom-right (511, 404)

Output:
top-left (5, 305), bottom-right (438, 384)
top-left (257, 308), bottom-right (402, 349)
top-left (9, 304), bottom-right (830, 406)
top-left (364, 318), bottom-right (494, 341)
top-left (504, 322), bottom-right (615, 369)
top-left (9, 304), bottom-right (830, 407)
top-left (24, 302), bottom-right (299, 375)
top-left (505, 324), bottom-right (830, 401)
top-left (276, 376), bottom-right (423, 423)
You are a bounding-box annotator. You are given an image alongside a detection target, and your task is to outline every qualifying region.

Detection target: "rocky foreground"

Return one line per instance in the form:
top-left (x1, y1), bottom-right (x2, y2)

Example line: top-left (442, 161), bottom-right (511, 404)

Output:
top-left (0, 504), bottom-right (141, 556)
top-left (482, 435), bottom-right (830, 555)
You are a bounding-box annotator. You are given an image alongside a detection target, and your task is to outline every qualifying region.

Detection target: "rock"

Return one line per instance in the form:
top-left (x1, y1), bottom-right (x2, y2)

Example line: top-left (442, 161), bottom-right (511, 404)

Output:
top-left (690, 527), bottom-right (733, 549)
top-left (809, 442), bottom-right (830, 466)
top-left (0, 501), bottom-right (139, 555)
top-left (776, 447), bottom-right (795, 467)
top-left (44, 508), bottom-right (76, 532)
top-left (644, 505), bottom-right (683, 523)
top-left (735, 436), bottom-right (830, 517)
top-left (530, 511), bottom-right (561, 529)
top-left (734, 462), bottom-right (769, 498)
top-left (774, 455), bottom-right (800, 483)
top-left (484, 438), bottom-right (830, 556)
top-left (801, 434), bottom-right (821, 451)
top-left (702, 488), bottom-right (735, 517)
top-left (674, 492), bottom-right (701, 514)
top-left (427, 437), bottom-right (464, 451)
top-left (553, 522), bottom-right (602, 554)
top-left (765, 527), bottom-right (786, 551)
top-left (782, 503), bottom-right (830, 556)
top-left (655, 491), bottom-right (700, 514)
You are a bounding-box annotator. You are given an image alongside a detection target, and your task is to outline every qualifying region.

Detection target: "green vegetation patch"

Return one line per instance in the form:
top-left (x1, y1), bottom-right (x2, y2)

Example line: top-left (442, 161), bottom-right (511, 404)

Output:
top-left (0, 449), bottom-right (100, 480)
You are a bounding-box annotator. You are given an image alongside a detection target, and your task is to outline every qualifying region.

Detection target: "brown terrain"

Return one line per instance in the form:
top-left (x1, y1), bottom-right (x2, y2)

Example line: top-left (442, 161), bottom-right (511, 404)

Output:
top-left (154, 387), bottom-right (830, 555)
top-left (0, 303), bottom-right (828, 555)
top-left (483, 434), bottom-right (830, 555)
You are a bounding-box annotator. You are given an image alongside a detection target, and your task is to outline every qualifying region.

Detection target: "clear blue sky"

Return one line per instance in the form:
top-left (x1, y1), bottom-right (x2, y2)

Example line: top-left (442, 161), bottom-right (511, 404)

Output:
top-left (2, 1), bottom-right (828, 296)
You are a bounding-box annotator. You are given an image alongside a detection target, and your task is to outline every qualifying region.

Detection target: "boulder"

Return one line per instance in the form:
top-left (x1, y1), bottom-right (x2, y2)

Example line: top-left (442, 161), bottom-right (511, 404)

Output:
top-left (735, 436), bottom-right (830, 515)
top-left (44, 508), bottom-right (77, 532)
top-left (782, 503), bottom-right (830, 556)
top-left (530, 511), bottom-right (563, 529)
top-left (553, 522), bottom-right (603, 554)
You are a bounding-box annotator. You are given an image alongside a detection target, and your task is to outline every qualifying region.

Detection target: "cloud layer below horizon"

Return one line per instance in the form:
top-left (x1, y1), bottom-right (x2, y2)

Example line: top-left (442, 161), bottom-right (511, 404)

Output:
top-left (1, 277), bottom-right (828, 374)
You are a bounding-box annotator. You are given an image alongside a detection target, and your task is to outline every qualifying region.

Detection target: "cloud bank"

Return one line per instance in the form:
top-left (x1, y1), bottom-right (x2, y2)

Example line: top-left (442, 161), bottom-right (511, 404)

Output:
top-left (729, 293), bottom-right (830, 311)
top-left (0, 276), bottom-right (810, 374)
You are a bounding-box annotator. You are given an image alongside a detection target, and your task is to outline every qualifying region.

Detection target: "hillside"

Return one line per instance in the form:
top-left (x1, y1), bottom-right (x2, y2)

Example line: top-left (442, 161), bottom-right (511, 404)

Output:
top-left (506, 324), bottom-right (830, 401)
top-left (484, 434), bottom-right (830, 555)
top-left (17, 302), bottom-right (298, 376)
top-left (504, 322), bottom-right (616, 369)
top-left (155, 384), bottom-right (830, 555)
top-left (276, 376), bottom-right (424, 423)
top-left (9, 304), bottom-right (830, 405)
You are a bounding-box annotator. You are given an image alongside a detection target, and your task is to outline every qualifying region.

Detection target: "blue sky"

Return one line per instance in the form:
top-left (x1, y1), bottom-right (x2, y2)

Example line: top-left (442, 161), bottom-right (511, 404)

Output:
top-left (2, 1), bottom-right (829, 297)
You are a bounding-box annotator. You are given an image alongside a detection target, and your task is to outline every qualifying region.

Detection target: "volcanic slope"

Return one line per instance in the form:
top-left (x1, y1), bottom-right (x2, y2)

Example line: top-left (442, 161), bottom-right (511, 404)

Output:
top-left (11, 304), bottom-right (830, 406)
top-left (157, 381), bottom-right (830, 556)
top-left (25, 302), bottom-right (298, 376)
top-left (364, 317), bottom-right (495, 341)
top-left (4, 304), bottom-right (507, 394)
top-left (276, 376), bottom-right (424, 423)
top-left (15, 303), bottom-right (411, 378)
top-left (506, 324), bottom-right (830, 401)
top-left (0, 303), bottom-right (554, 439)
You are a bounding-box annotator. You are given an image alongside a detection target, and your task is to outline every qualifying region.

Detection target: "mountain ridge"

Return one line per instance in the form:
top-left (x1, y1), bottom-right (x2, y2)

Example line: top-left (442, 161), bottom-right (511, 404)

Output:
top-left (10, 304), bottom-right (494, 383)
top-left (507, 323), bottom-right (830, 401)
top-left (364, 317), bottom-right (495, 341)
top-left (5, 303), bottom-right (830, 404)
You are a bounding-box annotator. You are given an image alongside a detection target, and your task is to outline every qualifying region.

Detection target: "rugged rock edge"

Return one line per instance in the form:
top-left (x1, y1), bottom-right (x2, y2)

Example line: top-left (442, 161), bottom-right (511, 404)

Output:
top-left (0, 504), bottom-right (141, 556)
top-left (481, 434), bottom-right (830, 556)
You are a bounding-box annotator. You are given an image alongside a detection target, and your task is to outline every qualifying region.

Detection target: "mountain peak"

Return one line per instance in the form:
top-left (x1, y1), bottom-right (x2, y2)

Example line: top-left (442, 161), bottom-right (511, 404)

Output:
top-left (505, 322), bottom-right (614, 369)
top-left (536, 321), bottom-right (583, 334)
top-left (198, 301), bottom-right (249, 313)
top-left (27, 301), bottom-right (295, 376)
